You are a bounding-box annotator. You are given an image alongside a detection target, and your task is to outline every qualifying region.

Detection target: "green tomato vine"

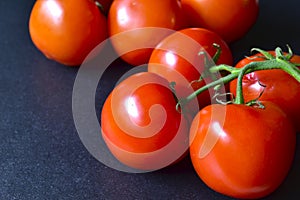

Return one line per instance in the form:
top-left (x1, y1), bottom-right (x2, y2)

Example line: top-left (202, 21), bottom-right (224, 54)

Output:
top-left (176, 45), bottom-right (300, 111)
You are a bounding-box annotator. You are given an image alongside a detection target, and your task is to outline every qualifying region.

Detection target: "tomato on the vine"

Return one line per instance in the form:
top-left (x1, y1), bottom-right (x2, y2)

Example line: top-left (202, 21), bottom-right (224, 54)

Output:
top-left (230, 52), bottom-right (300, 132)
top-left (108, 0), bottom-right (185, 66)
top-left (181, 0), bottom-right (259, 43)
top-left (189, 102), bottom-right (296, 199)
top-left (148, 28), bottom-right (233, 116)
top-left (29, 0), bottom-right (108, 66)
top-left (101, 72), bottom-right (189, 171)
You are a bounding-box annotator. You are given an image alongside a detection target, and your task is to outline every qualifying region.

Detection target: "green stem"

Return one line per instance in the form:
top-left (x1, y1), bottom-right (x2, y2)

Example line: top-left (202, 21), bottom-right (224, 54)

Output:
top-left (210, 64), bottom-right (239, 74)
top-left (178, 58), bottom-right (300, 108)
top-left (276, 58), bottom-right (300, 79)
top-left (235, 66), bottom-right (246, 104)
top-left (179, 73), bottom-right (238, 107)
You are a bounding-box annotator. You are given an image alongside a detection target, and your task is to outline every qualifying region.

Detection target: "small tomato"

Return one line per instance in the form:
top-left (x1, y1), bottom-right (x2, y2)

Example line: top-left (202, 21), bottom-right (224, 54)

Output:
top-left (108, 0), bottom-right (185, 66)
top-left (29, 0), bottom-right (108, 66)
top-left (148, 28), bottom-right (233, 116)
top-left (101, 72), bottom-right (189, 171)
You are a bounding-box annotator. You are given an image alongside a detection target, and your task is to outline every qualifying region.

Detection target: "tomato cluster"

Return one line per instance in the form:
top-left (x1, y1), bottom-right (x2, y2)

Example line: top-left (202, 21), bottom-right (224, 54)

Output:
top-left (29, 0), bottom-right (258, 66)
top-left (29, 0), bottom-right (300, 199)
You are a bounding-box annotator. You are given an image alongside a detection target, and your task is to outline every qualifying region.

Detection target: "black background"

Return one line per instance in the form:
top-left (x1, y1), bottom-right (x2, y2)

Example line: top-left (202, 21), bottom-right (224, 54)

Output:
top-left (1, 0), bottom-right (300, 199)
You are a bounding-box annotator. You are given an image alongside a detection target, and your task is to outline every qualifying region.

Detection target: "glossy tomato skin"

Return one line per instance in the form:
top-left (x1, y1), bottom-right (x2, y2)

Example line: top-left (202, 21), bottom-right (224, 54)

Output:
top-left (190, 102), bottom-right (296, 199)
top-left (148, 28), bottom-right (233, 116)
top-left (108, 0), bottom-right (185, 66)
top-left (101, 72), bottom-right (189, 171)
top-left (230, 52), bottom-right (300, 132)
top-left (29, 0), bottom-right (108, 66)
top-left (181, 0), bottom-right (259, 43)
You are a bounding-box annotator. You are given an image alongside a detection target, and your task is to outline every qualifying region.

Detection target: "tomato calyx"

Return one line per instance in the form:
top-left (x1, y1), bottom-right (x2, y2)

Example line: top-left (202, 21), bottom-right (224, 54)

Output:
top-left (176, 46), bottom-right (300, 111)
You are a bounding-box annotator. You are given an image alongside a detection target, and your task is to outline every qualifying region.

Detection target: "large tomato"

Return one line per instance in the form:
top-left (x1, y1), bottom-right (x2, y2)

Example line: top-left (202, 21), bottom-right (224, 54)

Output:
top-left (148, 28), bottom-right (233, 116)
top-left (101, 72), bottom-right (189, 171)
top-left (189, 102), bottom-right (296, 199)
top-left (108, 0), bottom-right (185, 66)
top-left (29, 0), bottom-right (108, 66)
top-left (181, 0), bottom-right (259, 43)
top-left (230, 52), bottom-right (300, 132)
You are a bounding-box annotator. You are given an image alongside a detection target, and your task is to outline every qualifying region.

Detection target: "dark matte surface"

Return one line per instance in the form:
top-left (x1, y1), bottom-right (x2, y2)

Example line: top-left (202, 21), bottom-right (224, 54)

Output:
top-left (1, 0), bottom-right (300, 199)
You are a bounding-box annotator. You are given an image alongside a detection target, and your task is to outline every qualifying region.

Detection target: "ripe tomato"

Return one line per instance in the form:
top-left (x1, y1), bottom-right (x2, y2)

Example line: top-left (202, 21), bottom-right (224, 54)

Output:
top-left (189, 102), bottom-right (296, 199)
top-left (108, 0), bottom-right (185, 66)
top-left (101, 72), bottom-right (189, 171)
top-left (230, 52), bottom-right (300, 132)
top-left (29, 0), bottom-right (108, 66)
top-left (181, 0), bottom-right (259, 43)
top-left (148, 28), bottom-right (233, 116)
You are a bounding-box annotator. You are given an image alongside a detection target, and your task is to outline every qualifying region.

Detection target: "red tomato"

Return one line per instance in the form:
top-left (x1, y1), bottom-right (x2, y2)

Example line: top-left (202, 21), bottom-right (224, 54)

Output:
top-left (148, 28), bottom-right (233, 116)
top-left (189, 102), bottom-right (296, 199)
top-left (181, 0), bottom-right (259, 43)
top-left (29, 0), bottom-right (108, 66)
top-left (101, 72), bottom-right (189, 171)
top-left (108, 0), bottom-right (185, 66)
top-left (230, 52), bottom-right (300, 132)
